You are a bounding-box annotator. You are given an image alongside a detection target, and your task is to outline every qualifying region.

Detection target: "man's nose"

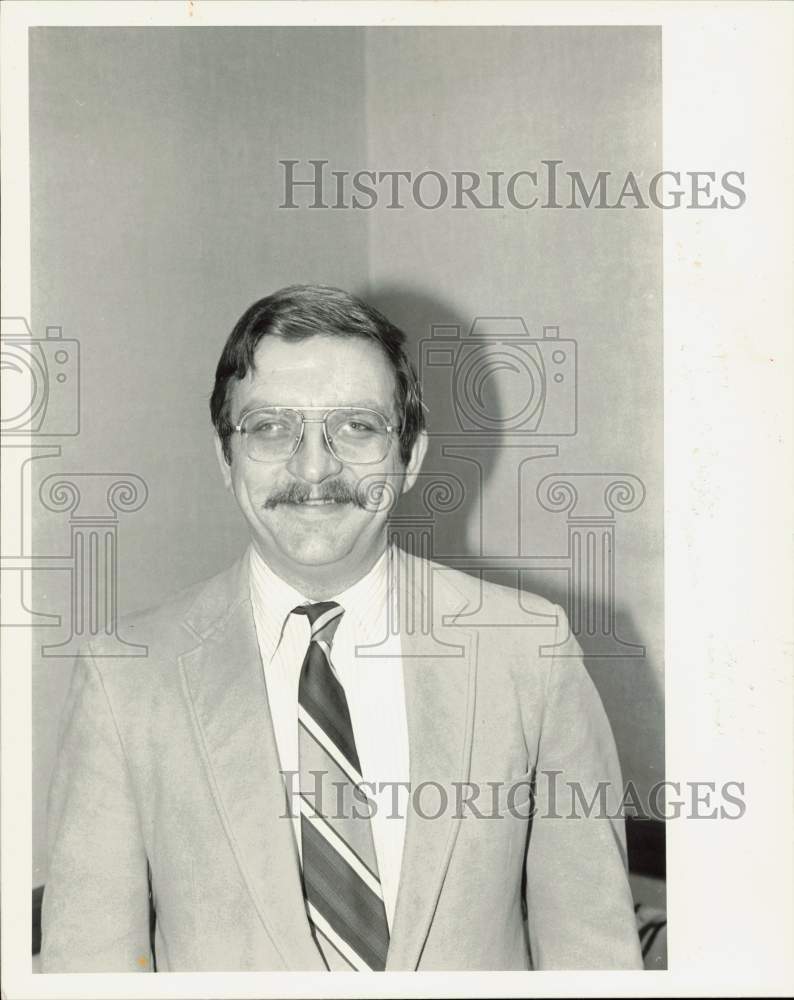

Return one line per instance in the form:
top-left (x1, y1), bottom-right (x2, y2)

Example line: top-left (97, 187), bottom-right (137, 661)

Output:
top-left (286, 420), bottom-right (342, 483)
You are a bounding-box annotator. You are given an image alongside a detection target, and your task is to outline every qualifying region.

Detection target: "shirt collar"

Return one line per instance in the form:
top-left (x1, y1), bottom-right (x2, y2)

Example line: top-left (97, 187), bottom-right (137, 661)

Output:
top-left (248, 544), bottom-right (390, 663)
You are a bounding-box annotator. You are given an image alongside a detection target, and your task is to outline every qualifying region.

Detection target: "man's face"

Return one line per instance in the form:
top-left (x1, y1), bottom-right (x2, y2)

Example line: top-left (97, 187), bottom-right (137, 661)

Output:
top-left (215, 334), bottom-right (427, 593)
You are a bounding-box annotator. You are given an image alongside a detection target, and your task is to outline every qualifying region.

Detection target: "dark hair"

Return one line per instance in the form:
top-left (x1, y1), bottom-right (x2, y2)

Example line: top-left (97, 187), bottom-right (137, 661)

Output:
top-left (210, 284), bottom-right (425, 465)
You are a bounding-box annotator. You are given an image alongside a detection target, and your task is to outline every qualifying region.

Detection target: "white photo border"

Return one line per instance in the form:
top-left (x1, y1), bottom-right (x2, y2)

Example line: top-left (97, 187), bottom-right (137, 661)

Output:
top-left (1, 2), bottom-right (792, 997)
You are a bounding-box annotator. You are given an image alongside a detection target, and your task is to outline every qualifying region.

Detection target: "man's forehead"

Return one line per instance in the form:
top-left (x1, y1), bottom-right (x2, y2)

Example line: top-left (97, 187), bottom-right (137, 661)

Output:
top-left (230, 335), bottom-right (398, 412)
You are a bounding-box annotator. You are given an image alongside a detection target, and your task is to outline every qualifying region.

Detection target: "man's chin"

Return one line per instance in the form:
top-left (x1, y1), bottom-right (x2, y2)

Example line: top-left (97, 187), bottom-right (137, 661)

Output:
top-left (255, 505), bottom-right (366, 566)
top-left (268, 538), bottom-right (359, 568)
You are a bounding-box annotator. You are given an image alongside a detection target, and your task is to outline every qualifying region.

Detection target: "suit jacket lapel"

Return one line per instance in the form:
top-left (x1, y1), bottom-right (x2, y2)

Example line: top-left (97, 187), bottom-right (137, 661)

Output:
top-left (174, 550), bottom-right (477, 972)
top-left (386, 552), bottom-right (478, 970)
top-left (177, 557), bottom-right (324, 971)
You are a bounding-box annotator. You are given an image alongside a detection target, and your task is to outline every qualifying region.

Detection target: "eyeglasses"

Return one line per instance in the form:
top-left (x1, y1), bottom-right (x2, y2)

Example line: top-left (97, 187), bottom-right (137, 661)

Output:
top-left (234, 406), bottom-right (399, 465)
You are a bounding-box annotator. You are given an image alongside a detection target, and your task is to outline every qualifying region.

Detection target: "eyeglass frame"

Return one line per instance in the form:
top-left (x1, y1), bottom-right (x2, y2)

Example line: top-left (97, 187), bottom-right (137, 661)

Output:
top-left (232, 405), bottom-right (402, 465)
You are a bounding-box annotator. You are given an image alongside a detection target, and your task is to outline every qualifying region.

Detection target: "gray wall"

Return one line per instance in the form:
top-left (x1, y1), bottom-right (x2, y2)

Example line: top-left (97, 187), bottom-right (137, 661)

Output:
top-left (30, 27), bottom-right (662, 884)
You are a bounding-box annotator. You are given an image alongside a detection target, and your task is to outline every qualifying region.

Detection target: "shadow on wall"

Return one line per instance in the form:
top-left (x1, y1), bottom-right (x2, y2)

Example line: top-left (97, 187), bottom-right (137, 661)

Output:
top-left (366, 283), bottom-right (501, 547)
top-left (365, 282), bottom-right (664, 789)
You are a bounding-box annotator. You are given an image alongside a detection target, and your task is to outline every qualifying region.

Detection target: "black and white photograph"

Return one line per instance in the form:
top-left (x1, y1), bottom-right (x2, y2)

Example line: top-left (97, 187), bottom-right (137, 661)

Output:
top-left (1, 2), bottom-right (791, 998)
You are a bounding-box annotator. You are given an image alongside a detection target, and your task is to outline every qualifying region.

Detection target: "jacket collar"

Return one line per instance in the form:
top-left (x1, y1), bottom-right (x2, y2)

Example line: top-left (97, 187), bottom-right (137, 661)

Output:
top-left (181, 552), bottom-right (250, 640)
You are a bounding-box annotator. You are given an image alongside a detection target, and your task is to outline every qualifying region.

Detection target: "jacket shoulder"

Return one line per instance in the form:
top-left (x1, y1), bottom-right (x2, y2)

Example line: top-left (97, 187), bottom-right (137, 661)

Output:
top-left (417, 556), bottom-right (571, 693)
top-left (422, 556), bottom-right (559, 619)
top-left (87, 556), bottom-right (248, 658)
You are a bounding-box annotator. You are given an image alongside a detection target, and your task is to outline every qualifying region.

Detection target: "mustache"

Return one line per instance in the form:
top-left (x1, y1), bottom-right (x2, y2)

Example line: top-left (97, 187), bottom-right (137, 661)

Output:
top-left (261, 480), bottom-right (366, 510)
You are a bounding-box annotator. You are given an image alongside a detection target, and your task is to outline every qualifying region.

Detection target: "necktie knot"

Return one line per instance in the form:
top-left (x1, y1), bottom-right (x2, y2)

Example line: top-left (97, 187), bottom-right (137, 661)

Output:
top-left (292, 601), bottom-right (344, 644)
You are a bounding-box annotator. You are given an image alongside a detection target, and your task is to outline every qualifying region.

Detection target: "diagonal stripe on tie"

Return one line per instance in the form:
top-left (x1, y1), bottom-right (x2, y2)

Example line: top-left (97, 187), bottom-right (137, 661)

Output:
top-left (299, 669), bottom-right (361, 772)
top-left (298, 707), bottom-right (364, 786)
top-left (297, 725), bottom-right (378, 873)
top-left (309, 906), bottom-right (367, 971)
top-left (299, 793), bottom-right (382, 896)
top-left (301, 816), bottom-right (390, 970)
top-left (293, 601), bottom-right (390, 972)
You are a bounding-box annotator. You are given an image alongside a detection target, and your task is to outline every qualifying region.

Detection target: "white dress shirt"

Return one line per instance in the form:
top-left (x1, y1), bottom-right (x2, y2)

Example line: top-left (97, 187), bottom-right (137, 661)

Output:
top-left (248, 544), bottom-right (410, 928)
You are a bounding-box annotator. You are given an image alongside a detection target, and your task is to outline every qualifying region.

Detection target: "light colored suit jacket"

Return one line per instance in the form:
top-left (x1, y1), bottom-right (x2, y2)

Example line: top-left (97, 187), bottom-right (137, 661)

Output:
top-left (41, 548), bottom-right (642, 971)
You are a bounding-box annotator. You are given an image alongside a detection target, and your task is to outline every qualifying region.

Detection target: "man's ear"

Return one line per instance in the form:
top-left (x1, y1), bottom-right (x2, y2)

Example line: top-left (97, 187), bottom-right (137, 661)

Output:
top-left (213, 434), bottom-right (233, 491)
top-left (400, 430), bottom-right (429, 495)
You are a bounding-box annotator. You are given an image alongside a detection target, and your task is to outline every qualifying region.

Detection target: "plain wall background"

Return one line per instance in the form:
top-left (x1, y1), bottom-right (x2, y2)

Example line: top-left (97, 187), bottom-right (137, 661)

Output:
top-left (30, 26), bottom-right (662, 885)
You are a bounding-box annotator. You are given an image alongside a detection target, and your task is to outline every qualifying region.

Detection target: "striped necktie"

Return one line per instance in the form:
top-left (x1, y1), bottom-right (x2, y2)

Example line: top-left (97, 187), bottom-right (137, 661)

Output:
top-left (293, 601), bottom-right (390, 971)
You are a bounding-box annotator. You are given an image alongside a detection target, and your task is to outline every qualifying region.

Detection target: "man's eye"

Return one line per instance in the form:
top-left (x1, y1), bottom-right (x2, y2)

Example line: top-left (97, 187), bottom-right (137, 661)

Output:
top-left (340, 419), bottom-right (377, 435)
top-left (250, 420), bottom-right (290, 436)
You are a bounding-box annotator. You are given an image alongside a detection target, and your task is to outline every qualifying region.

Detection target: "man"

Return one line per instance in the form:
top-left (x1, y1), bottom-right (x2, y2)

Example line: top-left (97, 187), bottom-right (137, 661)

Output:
top-left (41, 285), bottom-right (642, 972)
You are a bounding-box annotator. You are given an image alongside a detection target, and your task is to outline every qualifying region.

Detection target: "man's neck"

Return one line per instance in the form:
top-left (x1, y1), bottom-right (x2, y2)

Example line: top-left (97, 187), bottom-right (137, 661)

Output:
top-left (250, 542), bottom-right (388, 602)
